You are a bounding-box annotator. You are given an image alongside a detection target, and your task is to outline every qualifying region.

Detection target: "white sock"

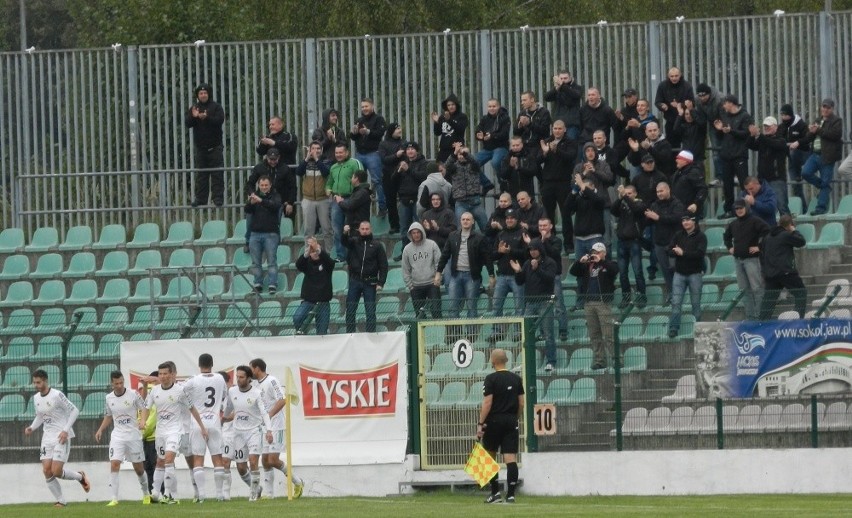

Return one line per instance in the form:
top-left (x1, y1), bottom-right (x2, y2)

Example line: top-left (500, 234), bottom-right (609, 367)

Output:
top-left (273, 464), bottom-right (302, 489)
top-left (137, 471), bottom-right (150, 496)
top-left (46, 476), bottom-right (64, 504)
top-left (192, 467), bottom-right (206, 500)
top-left (153, 467), bottom-right (165, 497)
top-left (164, 463), bottom-right (177, 498)
top-left (223, 468), bottom-right (232, 497)
top-left (263, 468), bottom-right (273, 497)
top-left (60, 469), bottom-right (82, 482)
top-left (213, 467), bottom-right (225, 498)
top-left (109, 471), bottom-right (120, 501)
top-left (190, 469), bottom-right (199, 498)
top-left (239, 469), bottom-right (251, 488)
top-left (250, 470), bottom-right (261, 498)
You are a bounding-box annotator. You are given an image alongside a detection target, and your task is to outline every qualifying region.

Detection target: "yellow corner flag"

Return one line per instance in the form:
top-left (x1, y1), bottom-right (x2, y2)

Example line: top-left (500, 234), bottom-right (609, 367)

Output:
top-left (464, 442), bottom-right (499, 488)
top-left (284, 366), bottom-right (300, 406)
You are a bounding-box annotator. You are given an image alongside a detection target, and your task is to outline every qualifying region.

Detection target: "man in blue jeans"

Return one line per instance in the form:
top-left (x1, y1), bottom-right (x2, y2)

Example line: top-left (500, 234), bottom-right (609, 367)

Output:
top-left (801, 98), bottom-right (844, 216)
top-left (350, 98), bottom-right (387, 217)
top-left (293, 237), bottom-right (335, 334)
top-left (246, 176), bottom-right (282, 294)
top-left (436, 212), bottom-right (495, 318)
top-left (667, 215), bottom-right (707, 338)
top-left (343, 221), bottom-right (388, 332)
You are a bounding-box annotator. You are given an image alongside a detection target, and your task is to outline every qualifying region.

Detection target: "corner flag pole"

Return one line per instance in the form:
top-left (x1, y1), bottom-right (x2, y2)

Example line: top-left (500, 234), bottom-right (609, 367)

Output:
top-left (284, 366), bottom-right (299, 501)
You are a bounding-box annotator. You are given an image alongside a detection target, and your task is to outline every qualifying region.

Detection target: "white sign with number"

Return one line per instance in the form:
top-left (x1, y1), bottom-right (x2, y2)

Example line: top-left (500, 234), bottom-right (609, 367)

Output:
top-left (533, 403), bottom-right (557, 435)
top-left (451, 339), bottom-right (473, 368)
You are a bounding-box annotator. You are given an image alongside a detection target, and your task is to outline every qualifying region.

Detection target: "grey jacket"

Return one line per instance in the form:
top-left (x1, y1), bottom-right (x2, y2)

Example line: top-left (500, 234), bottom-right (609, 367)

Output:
top-left (402, 222), bottom-right (442, 289)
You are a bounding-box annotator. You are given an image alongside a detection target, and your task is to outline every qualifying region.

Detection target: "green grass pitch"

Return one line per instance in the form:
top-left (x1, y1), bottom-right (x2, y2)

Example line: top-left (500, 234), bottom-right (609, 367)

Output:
top-left (5, 492), bottom-right (852, 517)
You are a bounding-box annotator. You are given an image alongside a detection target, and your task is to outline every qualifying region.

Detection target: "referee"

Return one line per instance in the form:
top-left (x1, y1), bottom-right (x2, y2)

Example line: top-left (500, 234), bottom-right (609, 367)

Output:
top-left (476, 349), bottom-right (525, 504)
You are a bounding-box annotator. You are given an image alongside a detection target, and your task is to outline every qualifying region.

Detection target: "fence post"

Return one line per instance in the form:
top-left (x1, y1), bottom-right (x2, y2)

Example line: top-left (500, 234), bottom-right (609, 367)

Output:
top-left (479, 30), bottom-right (492, 110)
top-left (647, 21), bottom-right (662, 102)
top-left (613, 303), bottom-right (634, 452)
top-left (304, 39), bottom-right (318, 136)
top-left (524, 316), bottom-right (539, 453)
top-left (406, 323), bottom-right (421, 457)
top-left (61, 311), bottom-right (84, 395)
top-left (127, 46), bottom-right (141, 228)
top-left (716, 397), bottom-right (724, 449)
top-left (811, 394), bottom-right (819, 448)
top-left (818, 10), bottom-right (836, 103)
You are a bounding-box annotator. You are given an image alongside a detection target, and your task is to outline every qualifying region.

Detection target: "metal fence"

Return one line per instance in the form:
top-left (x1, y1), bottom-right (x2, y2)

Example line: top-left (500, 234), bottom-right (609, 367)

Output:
top-left (1, 11), bottom-right (851, 236)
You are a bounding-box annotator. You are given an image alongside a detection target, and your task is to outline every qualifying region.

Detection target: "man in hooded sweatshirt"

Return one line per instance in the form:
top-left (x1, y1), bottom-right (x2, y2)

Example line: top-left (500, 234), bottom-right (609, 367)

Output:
top-left (186, 83), bottom-right (225, 207)
top-left (311, 108), bottom-right (348, 164)
top-left (433, 93), bottom-right (469, 163)
top-left (402, 222), bottom-right (442, 318)
top-left (511, 238), bottom-right (558, 371)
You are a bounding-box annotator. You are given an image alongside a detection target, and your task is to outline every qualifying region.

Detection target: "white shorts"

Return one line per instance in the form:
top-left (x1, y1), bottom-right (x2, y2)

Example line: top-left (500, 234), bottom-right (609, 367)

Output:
top-left (109, 438), bottom-right (145, 463)
top-left (221, 428), bottom-right (235, 460)
top-left (179, 432), bottom-right (192, 457)
top-left (231, 429), bottom-right (262, 462)
top-left (155, 433), bottom-right (183, 459)
top-left (262, 429), bottom-right (284, 454)
top-left (40, 439), bottom-right (70, 463)
top-left (190, 423), bottom-right (223, 456)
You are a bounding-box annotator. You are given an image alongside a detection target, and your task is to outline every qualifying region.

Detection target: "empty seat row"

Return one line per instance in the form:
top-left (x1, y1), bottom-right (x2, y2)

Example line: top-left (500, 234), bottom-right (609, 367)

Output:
top-left (0, 334), bottom-right (121, 363)
top-left (0, 391), bottom-right (108, 420)
top-left (0, 364), bottom-right (118, 394)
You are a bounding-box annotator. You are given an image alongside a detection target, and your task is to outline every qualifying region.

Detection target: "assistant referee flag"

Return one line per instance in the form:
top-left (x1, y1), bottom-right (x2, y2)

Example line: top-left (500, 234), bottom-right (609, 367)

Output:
top-left (464, 441), bottom-right (499, 487)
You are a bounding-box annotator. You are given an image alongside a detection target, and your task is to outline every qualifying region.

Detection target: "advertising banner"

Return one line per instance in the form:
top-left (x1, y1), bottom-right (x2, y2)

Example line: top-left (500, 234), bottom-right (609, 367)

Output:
top-left (694, 319), bottom-right (852, 398)
top-left (120, 332), bottom-right (408, 465)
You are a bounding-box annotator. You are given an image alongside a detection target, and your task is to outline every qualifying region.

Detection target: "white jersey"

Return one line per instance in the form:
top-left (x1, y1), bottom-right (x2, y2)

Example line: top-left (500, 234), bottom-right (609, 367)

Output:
top-left (145, 383), bottom-right (193, 437)
top-left (104, 388), bottom-right (145, 442)
top-left (183, 373), bottom-right (227, 429)
top-left (225, 386), bottom-right (272, 432)
top-left (254, 374), bottom-right (285, 430)
top-left (31, 388), bottom-right (78, 440)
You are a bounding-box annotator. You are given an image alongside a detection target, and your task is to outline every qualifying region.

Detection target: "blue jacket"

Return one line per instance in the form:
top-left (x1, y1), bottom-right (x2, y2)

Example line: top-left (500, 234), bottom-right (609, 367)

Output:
top-left (740, 180), bottom-right (777, 226)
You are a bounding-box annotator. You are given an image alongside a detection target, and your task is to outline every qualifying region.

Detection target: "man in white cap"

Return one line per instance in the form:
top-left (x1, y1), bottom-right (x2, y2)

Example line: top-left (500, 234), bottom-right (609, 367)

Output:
top-left (670, 150), bottom-right (708, 219)
top-left (569, 242), bottom-right (619, 370)
top-left (747, 116), bottom-right (789, 215)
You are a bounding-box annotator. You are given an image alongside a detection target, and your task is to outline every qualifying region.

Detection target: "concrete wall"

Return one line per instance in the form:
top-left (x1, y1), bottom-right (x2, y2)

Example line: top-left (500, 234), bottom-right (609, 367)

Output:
top-left (5, 449), bottom-right (852, 504)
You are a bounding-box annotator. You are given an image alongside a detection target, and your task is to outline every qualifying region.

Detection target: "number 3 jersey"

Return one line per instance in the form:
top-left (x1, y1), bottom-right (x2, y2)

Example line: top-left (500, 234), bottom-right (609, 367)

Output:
top-left (105, 389), bottom-right (146, 442)
top-left (145, 383), bottom-right (193, 437)
top-left (182, 373), bottom-right (227, 430)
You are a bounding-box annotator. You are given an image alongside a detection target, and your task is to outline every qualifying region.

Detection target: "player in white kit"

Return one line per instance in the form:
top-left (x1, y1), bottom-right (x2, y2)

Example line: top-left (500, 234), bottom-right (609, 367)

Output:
top-left (94, 370), bottom-right (152, 506)
top-left (218, 370), bottom-right (236, 500)
top-left (24, 368), bottom-right (91, 507)
top-left (223, 365), bottom-right (273, 501)
top-left (182, 353), bottom-right (228, 502)
top-left (249, 358), bottom-right (304, 499)
top-left (140, 361), bottom-right (207, 504)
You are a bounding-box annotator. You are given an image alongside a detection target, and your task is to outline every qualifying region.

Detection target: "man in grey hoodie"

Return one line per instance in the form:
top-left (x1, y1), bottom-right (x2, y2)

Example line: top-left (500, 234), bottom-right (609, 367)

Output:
top-left (402, 222), bottom-right (443, 318)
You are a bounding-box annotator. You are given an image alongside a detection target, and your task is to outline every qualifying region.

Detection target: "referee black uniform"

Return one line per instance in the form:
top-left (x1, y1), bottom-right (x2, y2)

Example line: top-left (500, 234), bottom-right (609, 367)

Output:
top-left (478, 349), bottom-right (524, 503)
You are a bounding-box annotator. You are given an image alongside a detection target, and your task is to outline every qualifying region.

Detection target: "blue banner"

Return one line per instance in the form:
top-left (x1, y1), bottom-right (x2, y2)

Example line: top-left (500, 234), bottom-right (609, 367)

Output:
top-left (694, 319), bottom-right (852, 398)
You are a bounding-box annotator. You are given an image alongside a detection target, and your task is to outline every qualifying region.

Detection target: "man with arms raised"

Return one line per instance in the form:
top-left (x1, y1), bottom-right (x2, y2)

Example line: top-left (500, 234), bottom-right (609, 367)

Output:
top-left (25, 369), bottom-right (91, 508)
top-left (95, 370), bottom-right (151, 506)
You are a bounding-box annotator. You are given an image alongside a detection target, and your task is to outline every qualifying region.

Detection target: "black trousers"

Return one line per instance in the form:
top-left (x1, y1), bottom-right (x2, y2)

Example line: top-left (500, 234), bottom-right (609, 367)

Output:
top-left (410, 284), bottom-right (442, 318)
top-left (541, 181), bottom-right (573, 249)
top-left (195, 144), bottom-right (225, 205)
top-left (720, 156), bottom-right (749, 213)
top-left (760, 273), bottom-right (807, 319)
top-left (143, 439), bottom-right (158, 491)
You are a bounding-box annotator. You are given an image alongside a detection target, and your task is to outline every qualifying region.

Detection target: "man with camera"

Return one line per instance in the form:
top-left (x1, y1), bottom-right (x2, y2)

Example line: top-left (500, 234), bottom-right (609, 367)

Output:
top-left (186, 83), bottom-right (225, 207)
top-left (446, 145), bottom-right (488, 231)
top-left (569, 243), bottom-right (619, 370)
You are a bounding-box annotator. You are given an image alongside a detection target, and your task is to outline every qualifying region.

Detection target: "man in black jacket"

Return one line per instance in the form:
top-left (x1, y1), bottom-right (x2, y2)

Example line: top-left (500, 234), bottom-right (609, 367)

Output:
top-left (801, 98), bottom-right (844, 215)
top-left (723, 200), bottom-right (770, 320)
top-left (747, 116), bottom-right (789, 215)
top-left (511, 238), bottom-right (558, 371)
top-left (244, 148), bottom-right (293, 253)
top-left (256, 115), bottom-right (298, 167)
top-left (570, 243), bottom-right (619, 370)
top-left (634, 154), bottom-right (667, 280)
top-left (501, 137), bottom-right (540, 198)
top-left (566, 167), bottom-right (609, 307)
top-left (515, 191), bottom-right (545, 239)
top-left (343, 221), bottom-right (388, 332)
top-left (293, 237), bottom-right (335, 335)
top-left (539, 120), bottom-right (578, 253)
top-left (667, 215), bottom-right (707, 338)
top-left (544, 70), bottom-right (583, 140)
top-left (335, 170), bottom-right (372, 231)
top-left (779, 103), bottom-right (809, 208)
top-left (654, 67), bottom-right (694, 148)
top-left (670, 150), bottom-right (708, 219)
top-left (436, 212), bottom-right (495, 318)
top-left (311, 108), bottom-right (348, 163)
top-left (579, 87), bottom-right (618, 145)
top-left (645, 182), bottom-right (685, 303)
top-left (714, 94), bottom-right (755, 217)
top-left (514, 91), bottom-right (552, 151)
top-left (475, 98), bottom-right (512, 171)
top-left (759, 215), bottom-right (807, 319)
top-left (245, 176), bottom-right (282, 294)
top-left (536, 218), bottom-right (568, 341)
top-left (395, 142), bottom-right (431, 247)
top-left (378, 123), bottom-right (405, 234)
top-left (350, 98), bottom-right (388, 216)
top-left (433, 94), bottom-right (469, 163)
top-left (491, 209), bottom-right (528, 318)
top-left (186, 83), bottom-right (225, 207)
top-left (611, 185), bottom-right (647, 308)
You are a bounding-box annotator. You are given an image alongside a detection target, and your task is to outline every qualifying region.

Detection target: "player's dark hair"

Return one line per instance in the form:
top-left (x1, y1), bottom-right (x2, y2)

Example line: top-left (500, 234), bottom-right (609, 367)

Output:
top-left (334, 142), bottom-right (348, 151)
top-left (249, 358), bottom-right (266, 372)
top-left (32, 369), bottom-right (48, 381)
top-left (110, 370), bottom-right (123, 381)
top-left (199, 353), bottom-right (213, 369)
top-left (236, 365), bottom-right (253, 379)
top-left (218, 370), bottom-right (230, 383)
top-left (158, 361), bottom-right (175, 373)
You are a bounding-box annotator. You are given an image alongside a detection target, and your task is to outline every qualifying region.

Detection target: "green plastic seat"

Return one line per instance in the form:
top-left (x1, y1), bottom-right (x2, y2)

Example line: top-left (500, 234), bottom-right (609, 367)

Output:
top-left (30, 253), bottom-right (64, 279)
top-left (811, 222), bottom-right (844, 249)
top-left (0, 228), bottom-right (25, 253)
top-left (618, 317), bottom-right (644, 343)
top-left (161, 221), bottom-right (194, 247)
top-left (214, 301), bottom-right (253, 329)
top-left (567, 318), bottom-right (590, 345)
top-left (194, 220), bottom-right (227, 246)
top-left (25, 227), bottom-right (59, 252)
top-left (283, 273), bottom-right (304, 297)
top-left (699, 283), bottom-right (720, 306)
top-left (387, 242), bottom-right (403, 265)
top-left (32, 280), bottom-right (66, 306)
top-left (0, 281), bottom-right (34, 308)
top-left (71, 307), bottom-right (98, 333)
top-left (222, 276), bottom-right (254, 299)
top-left (0, 394), bottom-right (26, 419)
top-left (167, 249), bottom-right (196, 269)
top-left (1, 337), bottom-right (34, 363)
top-left (541, 348), bottom-right (569, 375)
top-left (32, 308), bottom-right (67, 335)
top-left (63, 279), bottom-right (98, 306)
top-left (383, 268), bottom-right (405, 292)
top-left (126, 223), bottom-right (161, 249)
top-left (66, 392), bottom-right (84, 412)
top-left (198, 275), bottom-right (224, 300)
top-left (280, 218), bottom-right (294, 239)
top-left (561, 347), bottom-right (592, 375)
top-left (191, 306), bottom-right (221, 329)
top-left (377, 294), bottom-right (400, 320)
top-left (826, 195), bottom-right (852, 221)
top-left (425, 352), bottom-right (459, 380)
top-left (94, 306), bottom-right (129, 333)
top-left (257, 301), bottom-right (283, 327)
top-left (62, 252), bottom-right (96, 279)
top-left (622, 346), bottom-right (647, 372)
top-left (566, 377), bottom-right (596, 404)
top-left (0, 255), bottom-right (30, 280)
top-left (125, 306), bottom-right (159, 332)
top-left (370, 215), bottom-right (390, 236)
top-left (159, 332), bottom-right (181, 340)
top-left (458, 382), bottom-right (484, 408)
top-left (129, 332), bottom-right (153, 342)
top-left (0, 308), bottom-right (35, 336)
top-left (424, 382), bottom-right (440, 404)
top-left (81, 391), bottom-right (107, 417)
top-left (703, 255), bottom-right (735, 282)
top-left (95, 278), bottom-right (130, 304)
top-left (128, 250), bottom-right (162, 276)
top-left (159, 276), bottom-right (195, 303)
top-left (33, 336), bottom-right (63, 361)
top-left (274, 245), bottom-right (291, 269)
top-left (707, 283), bottom-right (743, 312)
top-left (200, 247), bottom-right (227, 267)
top-left (127, 278), bottom-right (162, 303)
top-left (704, 227), bottom-right (725, 252)
top-left (797, 223), bottom-right (816, 243)
top-left (1, 366), bottom-right (32, 392)
top-left (788, 197), bottom-right (803, 216)
top-left (226, 219), bottom-right (247, 245)
top-left (66, 364), bottom-right (91, 389)
top-left (154, 307), bottom-right (189, 331)
top-left (332, 270), bottom-right (349, 295)
top-left (93, 224), bottom-right (127, 250)
top-left (58, 225), bottom-right (93, 251)
top-left (541, 378), bottom-right (571, 404)
top-left (232, 248), bottom-right (252, 271)
top-left (93, 334), bottom-right (123, 360)
top-left (433, 381), bottom-right (467, 408)
top-left (95, 251), bottom-right (129, 277)
top-left (796, 198), bottom-right (831, 222)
